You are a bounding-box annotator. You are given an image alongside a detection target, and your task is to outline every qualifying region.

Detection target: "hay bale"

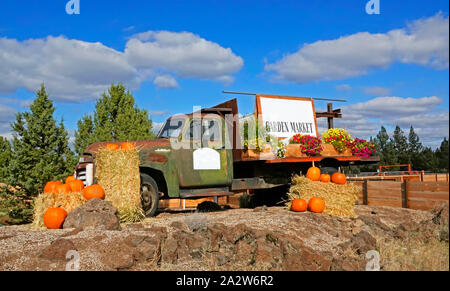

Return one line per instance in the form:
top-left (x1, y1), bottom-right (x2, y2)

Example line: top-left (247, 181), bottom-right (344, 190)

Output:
top-left (32, 192), bottom-right (85, 228)
top-left (287, 175), bottom-right (360, 218)
top-left (95, 147), bottom-right (144, 223)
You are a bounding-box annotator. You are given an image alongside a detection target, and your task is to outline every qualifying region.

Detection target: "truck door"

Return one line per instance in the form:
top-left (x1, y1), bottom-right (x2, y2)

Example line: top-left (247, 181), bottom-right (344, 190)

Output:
top-left (172, 115), bottom-right (233, 188)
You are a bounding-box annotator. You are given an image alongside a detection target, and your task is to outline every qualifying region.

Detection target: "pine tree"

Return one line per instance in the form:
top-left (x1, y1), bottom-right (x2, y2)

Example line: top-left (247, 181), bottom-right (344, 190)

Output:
top-left (0, 136), bottom-right (12, 182)
top-left (392, 125), bottom-right (409, 164)
top-left (74, 83), bottom-right (155, 155)
top-left (416, 147), bottom-right (439, 172)
top-left (407, 126), bottom-right (423, 170)
top-left (8, 84), bottom-right (75, 195)
top-left (74, 115), bottom-right (94, 156)
top-left (436, 138), bottom-right (449, 171)
top-left (373, 126), bottom-right (398, 166)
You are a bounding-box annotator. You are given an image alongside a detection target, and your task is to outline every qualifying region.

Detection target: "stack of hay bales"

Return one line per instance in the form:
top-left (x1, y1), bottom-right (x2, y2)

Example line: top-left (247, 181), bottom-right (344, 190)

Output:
top-left (32, 192), bottom-right (85, 228)
top-left (287, 175), bottom-right (360, 218)
top-left (95, 145), bottom-right (144, 223)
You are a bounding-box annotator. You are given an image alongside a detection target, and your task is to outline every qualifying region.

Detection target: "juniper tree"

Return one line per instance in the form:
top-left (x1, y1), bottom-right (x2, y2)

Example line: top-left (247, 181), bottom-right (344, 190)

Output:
top-left (74, 83), bottom-right (155, 156)
top-left (8, 84), bottom-right (75, 195)
top-left (0, 136), bottom-right (12, 182)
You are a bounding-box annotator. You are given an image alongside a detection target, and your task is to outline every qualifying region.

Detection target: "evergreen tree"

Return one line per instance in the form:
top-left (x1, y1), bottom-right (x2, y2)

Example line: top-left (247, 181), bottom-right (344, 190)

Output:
top-left (415, 147), bottom-right (439, 172)
top-left (407, 126), bottom-right (423, 170)
top-left (8, 84), bottom-right (75, 195)
top-left (74, 115), bottom-right (94, 156)
top-left (0, 136), bottom-right (12, 182)
top-left (436, 138), bottom-right (449, 171)
top-left (373, 126), bottom-right (398, 166)
top-left (392, 125), bottom-right (409, 164)
top-left (74, 83), bottom-right (155, 155)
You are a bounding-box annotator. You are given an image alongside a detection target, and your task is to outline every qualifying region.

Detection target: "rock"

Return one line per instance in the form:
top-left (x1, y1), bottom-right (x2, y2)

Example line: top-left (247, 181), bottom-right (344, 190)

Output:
top-left (63, 198), bottom-right (121, 230)
top-left (432, 202), bottom-right (449, 226)
top-left (40, 239), bottom-right (76, 261)
top-left (253, 205), bottom-right (268, 212)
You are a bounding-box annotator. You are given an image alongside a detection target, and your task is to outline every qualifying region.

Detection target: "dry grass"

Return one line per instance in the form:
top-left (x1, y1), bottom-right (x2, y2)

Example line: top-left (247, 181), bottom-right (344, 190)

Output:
top-left (287, 175), bottom-right (360, 218)
top-left (32, 192), bottom-right (85, 228)
top-left (377, 231), bottom-right (449, 271)
top-left (95, 147), bottom-right (144, 223)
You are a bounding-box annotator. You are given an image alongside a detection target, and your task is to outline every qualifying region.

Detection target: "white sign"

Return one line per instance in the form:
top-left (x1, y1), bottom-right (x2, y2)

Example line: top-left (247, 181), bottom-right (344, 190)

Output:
top-left (193, 148), bottom-right (221, 170)
top-left (257, 96), bottom-right (318, 139)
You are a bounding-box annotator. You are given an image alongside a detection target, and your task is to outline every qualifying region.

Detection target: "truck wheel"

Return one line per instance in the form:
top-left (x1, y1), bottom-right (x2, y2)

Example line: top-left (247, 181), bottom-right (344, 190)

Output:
top-left (140, 173), bottom-right (160, 217)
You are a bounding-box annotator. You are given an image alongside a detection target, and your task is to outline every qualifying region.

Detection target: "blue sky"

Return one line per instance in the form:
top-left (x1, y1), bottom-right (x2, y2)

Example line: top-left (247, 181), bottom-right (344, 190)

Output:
top-left (0, 0), bottom-right (448, 147)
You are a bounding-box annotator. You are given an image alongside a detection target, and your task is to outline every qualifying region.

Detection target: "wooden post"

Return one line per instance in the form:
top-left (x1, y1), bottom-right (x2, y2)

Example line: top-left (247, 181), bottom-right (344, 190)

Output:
top-left (401, 180), bottom-right (409, 208)
top-left (363, 180), bottom-right (368, 205)
top-left (420, 170), bottom-right (424, 182)
top-left (327, 103), bottom-right (333, 129)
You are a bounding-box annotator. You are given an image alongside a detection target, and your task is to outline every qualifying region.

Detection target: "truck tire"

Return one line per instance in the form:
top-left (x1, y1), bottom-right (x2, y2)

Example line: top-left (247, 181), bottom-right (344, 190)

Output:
top-left (140, 173), bottom-right (160, 217)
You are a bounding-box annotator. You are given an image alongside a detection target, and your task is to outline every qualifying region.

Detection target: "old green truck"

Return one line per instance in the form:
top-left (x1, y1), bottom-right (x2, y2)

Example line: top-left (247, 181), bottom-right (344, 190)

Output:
top-left (75, 96), bottom-right (378, 216)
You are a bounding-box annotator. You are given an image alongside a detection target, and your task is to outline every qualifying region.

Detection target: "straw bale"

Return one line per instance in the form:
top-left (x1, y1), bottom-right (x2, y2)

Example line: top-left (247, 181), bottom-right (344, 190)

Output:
top-left (95, 147), bottom-right (144, 223)
top-left (286, 175), bottom-right (360, 218)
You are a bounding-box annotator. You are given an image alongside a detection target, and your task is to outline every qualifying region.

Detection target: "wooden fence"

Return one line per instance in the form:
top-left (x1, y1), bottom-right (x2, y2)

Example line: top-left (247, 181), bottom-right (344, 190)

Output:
top-left (351, 180), bottom-right (449, 210)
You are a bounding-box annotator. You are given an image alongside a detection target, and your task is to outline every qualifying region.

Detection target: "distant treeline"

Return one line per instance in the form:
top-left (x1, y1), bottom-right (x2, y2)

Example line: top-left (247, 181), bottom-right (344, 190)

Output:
top-left (355, 126), bottom-right (448, 173)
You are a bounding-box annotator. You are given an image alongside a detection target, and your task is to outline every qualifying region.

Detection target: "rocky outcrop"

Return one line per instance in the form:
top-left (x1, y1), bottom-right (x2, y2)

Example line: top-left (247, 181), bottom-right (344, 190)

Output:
top-left (62, 198), bottom-right (121, 231)
top-left (0, 204), bottom-right (447, 271)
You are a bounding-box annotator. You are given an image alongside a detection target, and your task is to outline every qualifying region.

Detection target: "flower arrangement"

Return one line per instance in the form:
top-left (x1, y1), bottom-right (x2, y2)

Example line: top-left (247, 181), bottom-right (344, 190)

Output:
top-left (289, 134), bottom-right (322, 156)
top-left (321, 128), bottom-right (352, 153)
top-left (276, 140), bottom-right (287, 158)
top-left (347, 138), bottom-right (375, 157)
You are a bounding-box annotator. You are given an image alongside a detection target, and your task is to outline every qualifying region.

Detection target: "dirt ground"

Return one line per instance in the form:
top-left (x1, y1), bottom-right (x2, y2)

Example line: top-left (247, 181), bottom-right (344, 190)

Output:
top-left (0, 204), bottom-right (448, 271)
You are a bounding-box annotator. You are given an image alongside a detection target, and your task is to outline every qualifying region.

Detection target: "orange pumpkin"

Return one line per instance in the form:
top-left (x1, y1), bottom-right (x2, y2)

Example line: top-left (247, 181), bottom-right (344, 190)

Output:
top-left (120, 142), bottom-right (135, 151)
top-left (68, 179), bottom-right (85, 192)
top-left (82, 184), bottom-right (105, 200)
top-left (306, 166), bottom-right (321, 181)
top-left (44, 181), bottom-right (59, 193)
top-left (331, 172), bottom-right (347, 185)
top-left (55, 184), bottom-right (72, 194)
top-left (43, 208), bottom-right (67, 229)
top-left (291, 198), bottom-right (308, 212)
top-left (65, 175), bottom-right (76, 184)
top-left (319, 173), bottom-right (331, 183)
top-left (308, 197), bottom-right (325, 213)
top-left (106, 143), bottom-right (119, 150)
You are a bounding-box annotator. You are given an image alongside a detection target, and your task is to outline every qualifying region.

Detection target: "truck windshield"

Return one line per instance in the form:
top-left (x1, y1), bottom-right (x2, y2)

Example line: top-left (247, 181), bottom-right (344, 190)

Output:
top-left (158, 118), bottom-right (186, 138)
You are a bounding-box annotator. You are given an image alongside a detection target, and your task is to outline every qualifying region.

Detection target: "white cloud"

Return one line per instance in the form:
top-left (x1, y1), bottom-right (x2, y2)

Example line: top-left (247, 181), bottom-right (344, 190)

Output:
top-left (125, 30), bottom-right (243, 82)
top-left (335, 84), bottom-right (352, 92)
top-left (0, 36), bottom-right (140, 102)
top-left (149, 110), bottom-right (170, 116)
top-left (152, 122), bottom-right (164, 134)
top-left (0, 104), bottom-right (16, 138)
top-left (329, 96), bottom-right (448, 148)
top-left (153, 74), bottom-right (179, 89)
top-left (363, 86), bottom-right (391, 96)
top-left (266, 13), bottom-right (449, 83)
top-left (345, 96), bottom-right (442, 118)
top-left (0, 31), bottom-right (244, 102)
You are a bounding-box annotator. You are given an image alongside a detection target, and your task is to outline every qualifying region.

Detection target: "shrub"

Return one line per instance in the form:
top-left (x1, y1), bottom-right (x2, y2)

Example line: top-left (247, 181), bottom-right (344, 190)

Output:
top-left (0, 186), bottom-right (33, 225)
